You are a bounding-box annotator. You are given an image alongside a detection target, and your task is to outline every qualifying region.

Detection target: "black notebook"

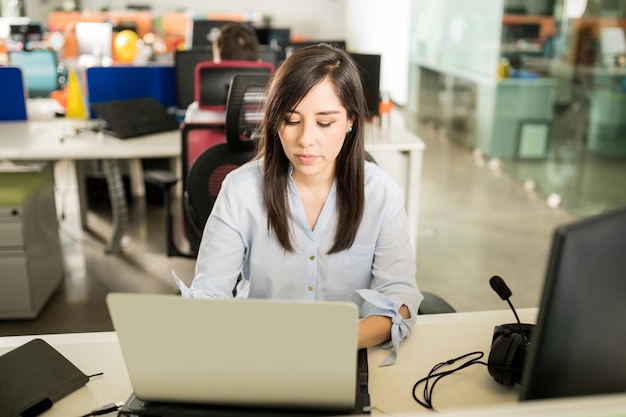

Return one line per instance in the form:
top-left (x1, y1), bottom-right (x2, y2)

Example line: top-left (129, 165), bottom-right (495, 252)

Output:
top-left (91, 97), bottom-right (180, 139)
top-left (0, 338), bottom-right (89, 417)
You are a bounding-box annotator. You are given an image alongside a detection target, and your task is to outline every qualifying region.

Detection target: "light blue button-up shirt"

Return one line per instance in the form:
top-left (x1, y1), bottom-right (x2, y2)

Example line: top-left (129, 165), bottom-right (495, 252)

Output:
top-left (184, 159), bottom-right (423, 365)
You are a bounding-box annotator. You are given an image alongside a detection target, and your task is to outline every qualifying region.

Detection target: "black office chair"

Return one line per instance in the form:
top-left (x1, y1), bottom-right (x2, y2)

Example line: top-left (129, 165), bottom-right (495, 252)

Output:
top-left (145, 73), bottom-right (270, 258)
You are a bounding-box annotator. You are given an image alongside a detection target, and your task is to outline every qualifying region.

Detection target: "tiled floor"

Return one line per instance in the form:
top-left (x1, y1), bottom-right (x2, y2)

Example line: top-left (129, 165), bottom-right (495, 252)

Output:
top-left (0, 114), bottom-right (596, 337)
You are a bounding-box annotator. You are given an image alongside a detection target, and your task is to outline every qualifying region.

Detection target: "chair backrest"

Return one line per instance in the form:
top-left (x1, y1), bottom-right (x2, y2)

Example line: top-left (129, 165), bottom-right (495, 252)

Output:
top-left (194, 60), bottom-right (274, 111)
top-left (0, 66), bottom-right (28, 121)
top-left (225, 73), bottom-right (271, 153)
top-left (8, 49), bottom-right (58, 98)
top-left (183, 143), bottom-right (255, 252)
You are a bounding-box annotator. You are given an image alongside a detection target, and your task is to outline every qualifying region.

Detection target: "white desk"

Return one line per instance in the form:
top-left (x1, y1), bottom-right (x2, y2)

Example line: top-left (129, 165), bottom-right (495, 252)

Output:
top-left (0, 119), bottom-right (180, 254)
top-left (0, 119), bottom-right (424, 256)
top-left (365, 123), bottom-right (425, 255)
top-left (2, 309), bottom-right (626, 417)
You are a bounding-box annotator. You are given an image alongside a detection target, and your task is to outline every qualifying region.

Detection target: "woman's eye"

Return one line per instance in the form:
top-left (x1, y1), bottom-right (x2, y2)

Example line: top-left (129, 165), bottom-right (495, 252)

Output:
top-left (284, 120), bottom-right (299, 126)
top-left (318, 122), bottom-right (333, 128)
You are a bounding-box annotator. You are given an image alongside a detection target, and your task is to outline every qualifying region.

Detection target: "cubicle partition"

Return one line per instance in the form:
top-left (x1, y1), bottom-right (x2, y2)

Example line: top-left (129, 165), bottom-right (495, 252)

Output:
top-left (85, 64), bottom-right (178, 119)
top-left (0, 67), bottom-right (28, 121)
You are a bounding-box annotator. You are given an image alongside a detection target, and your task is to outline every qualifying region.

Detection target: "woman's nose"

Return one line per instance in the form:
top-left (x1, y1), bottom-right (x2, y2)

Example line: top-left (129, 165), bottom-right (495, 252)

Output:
top-left (297, 121), bottom-right (316, 147)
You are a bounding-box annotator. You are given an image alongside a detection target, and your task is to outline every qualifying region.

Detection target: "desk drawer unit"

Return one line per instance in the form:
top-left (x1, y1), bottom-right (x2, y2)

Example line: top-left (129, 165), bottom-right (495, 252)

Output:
top-left (0, 209), bottom-right (24, 247)
top-left (0, 170), bottom-right (64, 319)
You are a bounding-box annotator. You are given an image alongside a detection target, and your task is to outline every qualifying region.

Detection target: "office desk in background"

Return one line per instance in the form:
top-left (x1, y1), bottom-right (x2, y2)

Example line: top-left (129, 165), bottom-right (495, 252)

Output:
top-left (1, 308), bottom-right (625, 417)
top-left (0, 118), bottom-right (424, 257)
top-left (0, 118), bottom-right (180, 254)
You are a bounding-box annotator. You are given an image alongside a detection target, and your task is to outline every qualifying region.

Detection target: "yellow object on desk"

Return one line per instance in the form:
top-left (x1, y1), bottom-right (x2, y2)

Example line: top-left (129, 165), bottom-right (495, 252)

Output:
top-left (65, 67), bottom-right (87, 119)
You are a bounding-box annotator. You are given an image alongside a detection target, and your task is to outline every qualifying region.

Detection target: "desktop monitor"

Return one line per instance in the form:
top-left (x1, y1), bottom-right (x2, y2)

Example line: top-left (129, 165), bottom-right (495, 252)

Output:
top-left (254, 27), bottom-right (291, 47)
top-left (75, 21), bottom-right (113, 59)
top-left (9, 23), bottom-right (42, 49)
top-left (187, 19), bottom-right (235, 49)
top-left (195, 62), bottom-right (274, 110)
top-left (349, 53), bottom-right (381, 118)
top-left (519, 206), bottom-right (626, 401)
top-left (259, 44), bottom-right (281, 68)
top-left (174, 49), bottom-right (214, 111)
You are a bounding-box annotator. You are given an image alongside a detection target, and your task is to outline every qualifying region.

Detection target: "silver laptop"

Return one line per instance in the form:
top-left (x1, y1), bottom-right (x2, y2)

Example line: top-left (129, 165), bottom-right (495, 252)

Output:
top-left (106, 293), bottom-right (362, 414)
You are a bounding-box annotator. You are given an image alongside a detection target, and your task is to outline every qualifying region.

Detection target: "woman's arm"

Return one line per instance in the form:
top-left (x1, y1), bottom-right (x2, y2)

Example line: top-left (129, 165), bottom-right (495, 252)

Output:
top-left (358, 305), bottom-right (410, 349)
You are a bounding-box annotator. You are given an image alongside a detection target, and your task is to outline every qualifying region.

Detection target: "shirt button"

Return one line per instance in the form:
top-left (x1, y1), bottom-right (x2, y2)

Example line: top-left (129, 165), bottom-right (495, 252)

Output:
top-left (308, 286), bottom-right (314, 292)
top-left (309, 255), bottom-right (315, 261)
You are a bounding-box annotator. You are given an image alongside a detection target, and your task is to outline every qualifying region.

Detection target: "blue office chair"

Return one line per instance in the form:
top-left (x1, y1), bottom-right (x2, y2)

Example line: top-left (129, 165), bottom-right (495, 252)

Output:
top-left (0, 66), bottom-right (28, 121)
top-left (8, 49), bottom-right (59, 98)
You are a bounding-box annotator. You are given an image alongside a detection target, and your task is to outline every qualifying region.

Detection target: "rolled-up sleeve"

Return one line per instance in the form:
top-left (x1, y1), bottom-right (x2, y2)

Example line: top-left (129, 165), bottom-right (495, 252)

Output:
top-left (359, 164), bottom-right (423, 365)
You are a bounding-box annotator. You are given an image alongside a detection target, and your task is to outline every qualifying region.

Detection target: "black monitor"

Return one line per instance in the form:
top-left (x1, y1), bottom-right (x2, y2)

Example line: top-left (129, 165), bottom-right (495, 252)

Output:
top-left (9, 23), bottom-right (42, 50)
top-left (349, 53), bottom-right (381, 118)
top-left (520, 206), bottom-right (626, 401)
top-left (259, 44), bottom-right (281, 68)
top-left (254, 27), bottom-right (291, 47)
top-left (196, 63), bottom-right (273, 109)
top-left (189, 19), bottom-right (235, 49)
top-left (174, 49), bottom-right (213, 111)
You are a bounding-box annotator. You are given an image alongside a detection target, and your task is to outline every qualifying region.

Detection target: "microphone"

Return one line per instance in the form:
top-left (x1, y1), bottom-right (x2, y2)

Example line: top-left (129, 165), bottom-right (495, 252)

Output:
top-left (489, 275), bottom-right (528, 345)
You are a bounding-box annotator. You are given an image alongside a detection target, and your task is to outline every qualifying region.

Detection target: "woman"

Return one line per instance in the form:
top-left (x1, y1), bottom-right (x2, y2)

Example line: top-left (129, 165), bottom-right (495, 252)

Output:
top-left (182, 44), bottom-right (423, 365)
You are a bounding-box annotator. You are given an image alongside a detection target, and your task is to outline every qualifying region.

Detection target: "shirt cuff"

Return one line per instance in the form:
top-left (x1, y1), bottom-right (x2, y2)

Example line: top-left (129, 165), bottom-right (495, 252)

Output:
top-left (357, 288), bottom-right (413, 367)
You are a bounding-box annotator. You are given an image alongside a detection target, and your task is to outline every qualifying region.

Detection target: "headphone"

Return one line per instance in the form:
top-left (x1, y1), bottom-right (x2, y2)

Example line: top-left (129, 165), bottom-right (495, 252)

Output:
top-left (487, 322), bottom-right (535, 386)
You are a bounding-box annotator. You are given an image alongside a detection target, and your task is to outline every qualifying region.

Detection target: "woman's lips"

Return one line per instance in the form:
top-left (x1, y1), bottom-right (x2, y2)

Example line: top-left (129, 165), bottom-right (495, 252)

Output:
top-left (296, 154), bottom-right (318, 164)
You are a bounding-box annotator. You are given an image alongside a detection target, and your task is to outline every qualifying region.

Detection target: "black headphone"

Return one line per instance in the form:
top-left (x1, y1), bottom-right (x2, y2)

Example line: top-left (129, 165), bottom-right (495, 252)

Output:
top-left (487, 322), bottom-right (534, 386)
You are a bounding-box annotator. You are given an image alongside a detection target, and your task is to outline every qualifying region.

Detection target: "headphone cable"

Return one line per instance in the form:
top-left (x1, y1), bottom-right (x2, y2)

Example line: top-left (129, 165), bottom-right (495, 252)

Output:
top-left (412, 351), bottom-right (487, 411)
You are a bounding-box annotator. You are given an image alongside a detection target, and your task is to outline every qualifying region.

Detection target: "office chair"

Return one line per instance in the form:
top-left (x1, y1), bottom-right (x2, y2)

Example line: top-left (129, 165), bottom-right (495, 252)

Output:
top-left (145, 73), bottom-right (270, 258)
top-left (8, 49), bottom-right (59, 98)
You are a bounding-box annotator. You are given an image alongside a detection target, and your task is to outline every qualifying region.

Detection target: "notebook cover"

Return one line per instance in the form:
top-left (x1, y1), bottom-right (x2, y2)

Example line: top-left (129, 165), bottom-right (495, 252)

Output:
top-left (0, 338), bottom-right (89, 417)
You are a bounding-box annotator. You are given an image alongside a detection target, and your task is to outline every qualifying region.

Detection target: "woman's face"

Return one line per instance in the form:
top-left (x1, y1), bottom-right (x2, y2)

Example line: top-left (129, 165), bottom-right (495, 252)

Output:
top-left (277, 78), bottom-right (352, 183)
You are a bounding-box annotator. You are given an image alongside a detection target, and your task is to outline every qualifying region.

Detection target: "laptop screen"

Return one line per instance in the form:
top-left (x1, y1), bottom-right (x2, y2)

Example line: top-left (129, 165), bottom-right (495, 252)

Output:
top-left (519, 206), bottom-right (626, 401)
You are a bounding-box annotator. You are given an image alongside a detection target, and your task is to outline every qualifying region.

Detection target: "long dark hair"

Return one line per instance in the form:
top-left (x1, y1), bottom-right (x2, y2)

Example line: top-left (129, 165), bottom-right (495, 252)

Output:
top-left (256, 44), bottom-right (367, 253)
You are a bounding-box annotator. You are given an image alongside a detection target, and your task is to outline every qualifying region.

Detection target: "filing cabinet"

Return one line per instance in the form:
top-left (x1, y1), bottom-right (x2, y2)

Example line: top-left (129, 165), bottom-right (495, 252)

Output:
top-left (0, 169), bottom-right (64, 319)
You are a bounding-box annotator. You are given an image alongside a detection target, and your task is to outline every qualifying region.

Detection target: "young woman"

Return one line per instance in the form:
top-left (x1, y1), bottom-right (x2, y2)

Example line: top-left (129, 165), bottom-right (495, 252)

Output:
top-left (182, 44), bottom-right (423, 365)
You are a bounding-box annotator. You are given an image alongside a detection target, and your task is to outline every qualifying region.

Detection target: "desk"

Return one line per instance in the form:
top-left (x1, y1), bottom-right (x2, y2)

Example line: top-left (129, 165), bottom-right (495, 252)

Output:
top-left (369, 308), bottom-right (538, 414)
top-left (2, 309), bottom-right (626, 416)
top-left (0, 118), bottom-right (180, 254)
top-left (1, 119), bottom-right (424, 257)
top-left (365, 123), bottom-right (425, 255)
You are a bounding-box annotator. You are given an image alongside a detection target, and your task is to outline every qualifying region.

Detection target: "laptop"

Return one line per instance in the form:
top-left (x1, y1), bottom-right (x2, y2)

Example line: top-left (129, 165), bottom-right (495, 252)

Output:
top-left (91, 97), bottom-right (180, 139)
top-left (519, 206), bottom-right (626, 401)
top-left (106, 293), bottom-right (370, 416)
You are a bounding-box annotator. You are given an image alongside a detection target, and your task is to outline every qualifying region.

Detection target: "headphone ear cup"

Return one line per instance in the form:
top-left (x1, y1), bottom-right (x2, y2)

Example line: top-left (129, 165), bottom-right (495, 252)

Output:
top-left (488, 328), bottom-right (524, 386)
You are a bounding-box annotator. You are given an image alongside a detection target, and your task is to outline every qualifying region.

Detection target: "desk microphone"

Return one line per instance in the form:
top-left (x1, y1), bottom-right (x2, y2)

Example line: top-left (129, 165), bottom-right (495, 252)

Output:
top-left (487, 275), bottom-right (534, 386)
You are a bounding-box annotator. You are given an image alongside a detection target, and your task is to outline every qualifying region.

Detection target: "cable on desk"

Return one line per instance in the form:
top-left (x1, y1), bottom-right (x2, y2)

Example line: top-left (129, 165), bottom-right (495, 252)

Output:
top-left (412, 351), bottom-right (487, 411)
top-left (80, 401), bottom-right (124, 417)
